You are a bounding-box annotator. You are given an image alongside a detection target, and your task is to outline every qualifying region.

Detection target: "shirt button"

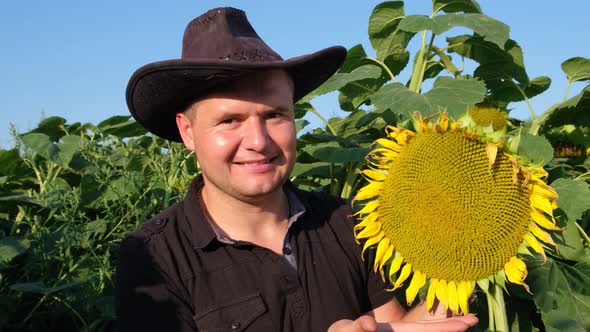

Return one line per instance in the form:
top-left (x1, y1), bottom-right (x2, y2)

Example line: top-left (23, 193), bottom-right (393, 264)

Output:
top-left (231, 321), bottom-right (241, 330)
top-left (282, 246), bottom-right (292, 255)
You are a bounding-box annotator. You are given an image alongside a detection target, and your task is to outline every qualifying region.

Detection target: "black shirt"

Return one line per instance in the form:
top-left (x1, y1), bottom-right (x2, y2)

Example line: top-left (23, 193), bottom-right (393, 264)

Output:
top-left (115, 176), bottom-right (393, 331)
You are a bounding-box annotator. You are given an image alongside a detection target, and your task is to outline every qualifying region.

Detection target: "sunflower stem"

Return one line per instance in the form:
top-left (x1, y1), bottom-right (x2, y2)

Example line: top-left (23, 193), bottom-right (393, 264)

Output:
top-left (575, 221), bottom-right (590, 249)
top-left (491, 284), bottom-right (509, 332)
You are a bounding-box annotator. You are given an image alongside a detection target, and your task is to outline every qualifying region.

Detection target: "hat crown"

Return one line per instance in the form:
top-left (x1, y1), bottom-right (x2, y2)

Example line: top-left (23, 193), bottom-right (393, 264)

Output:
top-left (181, 7), bottom-right (283, 63)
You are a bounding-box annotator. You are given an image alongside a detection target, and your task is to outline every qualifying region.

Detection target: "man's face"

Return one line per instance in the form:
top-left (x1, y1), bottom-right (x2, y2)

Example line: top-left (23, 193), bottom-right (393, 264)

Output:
top-left (176, 69), bottom-right (297, 203)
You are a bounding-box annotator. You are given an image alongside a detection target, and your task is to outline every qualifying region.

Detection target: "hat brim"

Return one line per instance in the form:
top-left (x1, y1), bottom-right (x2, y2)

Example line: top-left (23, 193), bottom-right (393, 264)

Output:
top-left (126, 46), bottom-right (347, 142)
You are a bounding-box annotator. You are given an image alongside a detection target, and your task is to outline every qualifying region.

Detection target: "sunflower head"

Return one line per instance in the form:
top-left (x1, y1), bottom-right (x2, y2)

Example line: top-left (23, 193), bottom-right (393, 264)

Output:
top-left (354, 112), bottom-right (559, 315)
top-left (456, 102), bottom-right (509, 144)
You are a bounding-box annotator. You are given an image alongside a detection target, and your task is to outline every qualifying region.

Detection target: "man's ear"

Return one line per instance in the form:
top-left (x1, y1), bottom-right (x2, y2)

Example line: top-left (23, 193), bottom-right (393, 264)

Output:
top-left (176, 112), bottom-right (196, 151)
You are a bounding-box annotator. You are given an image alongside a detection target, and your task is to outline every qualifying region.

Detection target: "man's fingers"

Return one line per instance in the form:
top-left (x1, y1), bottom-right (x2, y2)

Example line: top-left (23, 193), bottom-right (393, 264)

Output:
top-left (328, 315), bottom-right (378, 332)
top-left (416, 315), bottom-right (479, 326)
top-left (380, 315), bottom-right (479, 332)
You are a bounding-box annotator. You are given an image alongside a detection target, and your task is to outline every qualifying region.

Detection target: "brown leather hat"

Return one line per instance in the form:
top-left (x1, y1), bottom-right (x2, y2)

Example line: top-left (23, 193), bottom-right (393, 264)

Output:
top-left (126, 7), bottom-right (347, 142)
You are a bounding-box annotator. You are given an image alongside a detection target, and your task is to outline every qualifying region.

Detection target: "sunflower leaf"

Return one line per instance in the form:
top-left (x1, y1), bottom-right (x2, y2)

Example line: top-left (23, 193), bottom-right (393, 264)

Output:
top-left (0, 237), bottom-right (31, 264)
top-left (526, 256), bottom-right (590, 331)
top-left (301, 142), bottom-right (370, 163)
top-left (301, 65), bottom-right (382, 103)
top-left (372, 82), bottom-right (434, 117)
top-left (551, 178), bottom-right (590, 223)
top-left (369, 1), bottom-right (415, 62)
top-left (423, 77), bottom-right (487, 118)
top-left (432, 0), bottom-right (482, 14)
top-left (516, 133), bottom-right (554, 166)
top-left (431, 14), bottom-right (509, 50)
top-left (562, 57), bottom-right (590, 83)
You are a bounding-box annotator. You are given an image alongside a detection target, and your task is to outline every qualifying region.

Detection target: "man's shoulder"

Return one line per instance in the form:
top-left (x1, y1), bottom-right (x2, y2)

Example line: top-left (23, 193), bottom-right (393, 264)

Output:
top-left (122, 201), bottom-right (186, 249)
top-left (290, 185), bottom-right (347, 210)
top-left (290, 186), bottom-right (353, 227)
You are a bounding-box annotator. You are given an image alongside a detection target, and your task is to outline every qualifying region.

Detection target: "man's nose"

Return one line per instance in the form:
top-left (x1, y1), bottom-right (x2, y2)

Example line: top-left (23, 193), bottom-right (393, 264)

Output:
top-left (242, 117), bottom-right (270, 151)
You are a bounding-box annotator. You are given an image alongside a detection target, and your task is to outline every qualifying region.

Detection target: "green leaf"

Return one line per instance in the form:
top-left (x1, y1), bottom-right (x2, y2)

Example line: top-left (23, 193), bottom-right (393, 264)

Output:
top-left (336, 45), bottom-right (390, 110)
top-left (10, 281), bottom-right (79, 295)
top-left (539, 86), bottom-right (590, 131)
top-left (301, 65), bottom-right (382, 103)
top-left (517, 133), bottom-right (554, 166)
top-left (372, 82), bottom-right (434, 117)
top-left (562, 57), bottom-right (590, 83)
top-left (552, 213), bottom-right (588, 262)
top-left (56, 135), bottom-right (81, 168)
top-left (423, 60), bottom-right (444, 80)
top-left (25, 116), bottom-right (67, 142)
top-left (295, 119), bottom-right (309, 133)
top-left (398, 15), bottom-right (433, 32)
top-left (433, 0), bottom-right (482, 14)
top-left (0, 149), bottom-right (23, 176)
top-left (382, 44), bottom-right (410, 76)
top-left (0, 237), bottom-right (30, 264)
top-left (447, 36), bottom-right (524, 67)
top-left (20, 133), bottom-right (58, 162)
top-left (368, 2), bottom-right (415, 62)
top-left (97, 115), bottom-right (132, 128)
top-left (291, 162), bottom-right (331, 178)
top-left (302, 142), bottom-right (369, 163)
top-left (423, 77), bottom-right (487, 118)
top-left (100, 118), bottom-right (147, 138)
top-left (523, 76), bottom-right (552, 99)
top-left (526, 256), bottom-right (590, 331)
top-left (432, 14), bottom-right (510, 50)
top-left (369, 1), bottom-right (405, 38)
top-left (294, 102), bottom-right (311, 119)
top-left (551, 178), bottom-right (590, 223)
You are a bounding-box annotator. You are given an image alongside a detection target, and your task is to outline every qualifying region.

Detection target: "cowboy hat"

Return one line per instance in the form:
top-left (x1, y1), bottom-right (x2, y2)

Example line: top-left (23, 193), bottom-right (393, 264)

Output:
top-left (126, 7), bottom-right (347, 142)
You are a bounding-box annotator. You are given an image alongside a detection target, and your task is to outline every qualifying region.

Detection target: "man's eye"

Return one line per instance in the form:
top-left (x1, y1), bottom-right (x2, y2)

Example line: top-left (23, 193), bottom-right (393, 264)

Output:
top-left (220, 118), bottom-right (238, 124)
top-left (267, 113), bottom-right (283, 119)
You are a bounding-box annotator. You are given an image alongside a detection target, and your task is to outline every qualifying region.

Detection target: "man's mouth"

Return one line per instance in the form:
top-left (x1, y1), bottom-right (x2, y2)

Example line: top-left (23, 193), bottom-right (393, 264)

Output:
top-left (235, 157), bottom-right (276, 166)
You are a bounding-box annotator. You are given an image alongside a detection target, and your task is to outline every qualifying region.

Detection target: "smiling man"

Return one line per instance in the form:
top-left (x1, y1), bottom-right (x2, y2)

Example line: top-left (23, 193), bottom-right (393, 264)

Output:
top-left (115, 7), bottom-right (478, 332)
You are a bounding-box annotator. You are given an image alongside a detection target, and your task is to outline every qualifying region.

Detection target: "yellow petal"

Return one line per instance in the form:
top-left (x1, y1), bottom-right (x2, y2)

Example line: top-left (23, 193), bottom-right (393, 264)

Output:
top-left (405, 270), bottom-right (427, 305)
top-left (504, 257), bottom-right (527, 285)
top-left (353, 182), bottom-right (382, 202)
top-left (440, 113), bottom-right (449, 131)
top-left (486, 143), bottom-right (498, 172)
top-left (426, 279), bottom-right (439, 311)
top-left (375, 138), bottom-right (402, 153)
top-left (353, 212), bottom-right (377, 233)
top-left (457, 281), bottom-right (473, 315)
top-left (531, 194), bottom-right (554, 216)
top-left (531, 209), bottom-right (560, 230)
top-left (524, 233), bottom-right (546, 261)
top-left (532, 182), bottom-right (558, 200)
top-left (362, 169), bottom-right (387, 182)
top-left (373, 238), bottom-right (391, 272)
top-left (529, 223), bottom-right (556, 246)
top-left (435, 279), bottom-right (449, 310)
top-left (354, 200), bottom-right (379, 216)
top-left (447, 281), bottom-right (459, 314)
top-left (387, 253), bottom-right (404, 284)
top-left (393, 263), bottom-right (412, 290)
top-left (361, 231), bottom-right (384, 256)
top-left (356, 222), bottom-right (381, 239)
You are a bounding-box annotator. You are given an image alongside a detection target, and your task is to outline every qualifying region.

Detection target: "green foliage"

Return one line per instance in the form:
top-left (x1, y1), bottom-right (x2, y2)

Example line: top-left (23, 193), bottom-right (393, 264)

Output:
top-left (1, 1), bottom-right (589, 331)
top-left (0, 117), bottom-right (196, 331)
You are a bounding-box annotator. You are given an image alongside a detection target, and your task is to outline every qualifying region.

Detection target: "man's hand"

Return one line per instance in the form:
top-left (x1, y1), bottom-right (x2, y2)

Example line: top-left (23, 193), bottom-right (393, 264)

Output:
top-left (327, 314), bottom-right (478, 332)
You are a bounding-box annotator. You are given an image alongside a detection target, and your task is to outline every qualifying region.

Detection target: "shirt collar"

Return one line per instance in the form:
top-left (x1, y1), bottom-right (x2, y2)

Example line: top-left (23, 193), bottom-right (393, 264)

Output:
top-left (184, 175), bottom-right (308, 249)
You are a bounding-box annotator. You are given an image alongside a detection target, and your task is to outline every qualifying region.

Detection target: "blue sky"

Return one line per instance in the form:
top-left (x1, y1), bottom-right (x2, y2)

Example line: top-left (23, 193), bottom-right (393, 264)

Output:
top-left (1, 1), bottom-right (588, 148)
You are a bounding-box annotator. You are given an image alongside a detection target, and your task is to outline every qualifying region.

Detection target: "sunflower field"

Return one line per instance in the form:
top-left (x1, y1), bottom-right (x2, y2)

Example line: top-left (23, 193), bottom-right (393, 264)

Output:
top-left (1, 0), bottom-right (589, 331)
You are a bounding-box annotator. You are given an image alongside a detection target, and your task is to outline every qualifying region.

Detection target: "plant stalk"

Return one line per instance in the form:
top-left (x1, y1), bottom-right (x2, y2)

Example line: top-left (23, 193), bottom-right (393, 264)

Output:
top-left (486, 284), bottom-right (509, 332)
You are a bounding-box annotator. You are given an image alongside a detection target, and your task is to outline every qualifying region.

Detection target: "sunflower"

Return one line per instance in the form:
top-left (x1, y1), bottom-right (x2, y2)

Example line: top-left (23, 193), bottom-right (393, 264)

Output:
top-left (353, 112), bottom-right (559, 315)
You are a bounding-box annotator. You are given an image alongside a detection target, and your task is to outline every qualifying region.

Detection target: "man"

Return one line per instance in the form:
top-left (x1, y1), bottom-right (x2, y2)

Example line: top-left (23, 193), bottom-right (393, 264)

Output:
top-left (116, 7), bottom-right (478, 331)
